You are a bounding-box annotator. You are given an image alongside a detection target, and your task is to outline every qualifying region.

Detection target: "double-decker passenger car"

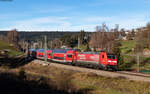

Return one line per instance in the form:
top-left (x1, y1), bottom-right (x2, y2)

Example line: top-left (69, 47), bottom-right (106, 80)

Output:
top-left (51, 49), bottom-right (79, 63)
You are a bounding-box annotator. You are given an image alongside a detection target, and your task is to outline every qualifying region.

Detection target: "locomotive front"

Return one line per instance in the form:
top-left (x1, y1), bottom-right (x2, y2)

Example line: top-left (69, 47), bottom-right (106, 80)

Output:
top-left (107, 54), bottom-right (117, 70)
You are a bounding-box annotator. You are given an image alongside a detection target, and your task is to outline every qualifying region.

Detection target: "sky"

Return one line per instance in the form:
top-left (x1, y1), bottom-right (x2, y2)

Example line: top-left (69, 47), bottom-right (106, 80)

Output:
top-left (0, 0), bottom-right (150, 31)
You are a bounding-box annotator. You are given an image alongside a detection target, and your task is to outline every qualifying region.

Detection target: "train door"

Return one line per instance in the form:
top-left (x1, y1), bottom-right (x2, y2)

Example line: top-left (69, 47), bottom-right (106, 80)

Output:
top-left (47, 50), bottom-right (52, 60)
top-left (66, 51), bottom-right (74, 62)
top-left (37, 52), bottom-right (44, 59)
top-left (73, 51), bottom-right (78, 62)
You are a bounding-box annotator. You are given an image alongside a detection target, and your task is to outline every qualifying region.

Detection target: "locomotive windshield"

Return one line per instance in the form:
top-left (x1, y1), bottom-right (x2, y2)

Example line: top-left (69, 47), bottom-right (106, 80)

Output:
top-left (107, 54), bottom-right (116, 59)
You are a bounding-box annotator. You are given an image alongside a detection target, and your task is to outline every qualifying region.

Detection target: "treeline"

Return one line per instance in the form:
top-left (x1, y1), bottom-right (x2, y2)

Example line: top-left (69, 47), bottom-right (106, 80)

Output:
top-left (0, 30), bottom-right (92, 51)
top-left (51, 24), bottom-right (126, 52)
top-left (0, 31), bottom-right (90, 41)
top-left (60, 30), bottom-right (90, 48)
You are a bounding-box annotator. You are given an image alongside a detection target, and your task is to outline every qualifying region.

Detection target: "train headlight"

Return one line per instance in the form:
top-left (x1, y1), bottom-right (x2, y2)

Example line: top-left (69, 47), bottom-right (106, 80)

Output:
top-left (112, 61), bottom-right (117, 63)
top-left (108, 60), bottom-right (111, 62)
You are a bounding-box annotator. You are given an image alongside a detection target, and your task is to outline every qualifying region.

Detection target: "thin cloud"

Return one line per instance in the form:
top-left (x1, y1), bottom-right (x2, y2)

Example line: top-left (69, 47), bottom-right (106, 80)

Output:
top-left (31, 4), bottom-right (75, 14)
top-left (84, 17), bottom-right (112, 23)
top-left (2, 16), bottom-right (72, 31)
top-left (0, 13), bottom-right (150, 31)
top-left (82, 14), bottom-right (150, 30)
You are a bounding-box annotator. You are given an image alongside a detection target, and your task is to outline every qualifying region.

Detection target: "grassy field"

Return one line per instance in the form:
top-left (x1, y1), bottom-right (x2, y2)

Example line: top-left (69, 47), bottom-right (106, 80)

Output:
top-left (74, 40), bottom-right (136, 53)
top-left (120, 40), bottom-right (136, 54)
top-left (0, 62), bottom-right (149, 94)
top-left (0, 41), bottom-right (22, 56)
top-left (119, 40), bottom-right (150, 71)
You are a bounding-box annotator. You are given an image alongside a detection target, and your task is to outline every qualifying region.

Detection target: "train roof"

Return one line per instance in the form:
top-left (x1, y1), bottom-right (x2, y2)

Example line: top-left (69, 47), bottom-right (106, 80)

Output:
top-left (65, 49), bottom-right (81, 51)
top-left (52, 49), bottom-right (67, 53)
top-left (80, 52), bottom-right (100, 54)
top-left (107, 53), bottom-right (115, 55)
top-left (29, 49), bottom-right (36, 51)
top-left (37, 49), bottom-right (45, 52)
top-left (52, 49), bottom-right (80, 53)
top-left (34, 48), bottom-right (80, 53)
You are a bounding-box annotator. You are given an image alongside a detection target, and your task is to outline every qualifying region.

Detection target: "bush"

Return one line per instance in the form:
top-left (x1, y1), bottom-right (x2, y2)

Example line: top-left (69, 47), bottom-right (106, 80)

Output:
top-left (18, 68), bottom-right (26, 80)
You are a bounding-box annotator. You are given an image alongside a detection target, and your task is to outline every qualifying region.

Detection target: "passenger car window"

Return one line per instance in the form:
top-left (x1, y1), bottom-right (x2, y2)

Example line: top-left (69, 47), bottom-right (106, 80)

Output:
top-left (39, 55), bottom-right (43, 57)
top-left (67, 54), bottom-right (72, 58)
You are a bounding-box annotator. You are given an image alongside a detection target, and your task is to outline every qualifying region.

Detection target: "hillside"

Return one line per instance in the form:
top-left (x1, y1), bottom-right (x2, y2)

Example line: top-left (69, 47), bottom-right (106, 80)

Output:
top-left (0, 61), bottom-right (149, 94)
top-left (120, 40), bottom-right (136, 54)
top-left (119, 40), bottom-right (150, 71)
top-left (0, 41), bottom-right (22, 57)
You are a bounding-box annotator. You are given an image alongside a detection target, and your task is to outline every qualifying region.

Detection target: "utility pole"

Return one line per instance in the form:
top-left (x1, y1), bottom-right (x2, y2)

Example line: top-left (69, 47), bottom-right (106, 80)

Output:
top-left (137, 53), bottom-right (140, 72)
top-left (78, 36), bottom-right (80, 49)
top-left (22, 40), bottom-right (24, 53)
top-left (26, 41), bottom-right (29, 56)
top-left (51, 41), bottom-right (53, 49)
top-left (44, 36), bottom-right (47, 63)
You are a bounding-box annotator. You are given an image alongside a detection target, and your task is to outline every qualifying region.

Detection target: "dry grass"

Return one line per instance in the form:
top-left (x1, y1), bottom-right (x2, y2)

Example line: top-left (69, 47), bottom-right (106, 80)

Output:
top-left (0, 62), bottom-right (150, 94)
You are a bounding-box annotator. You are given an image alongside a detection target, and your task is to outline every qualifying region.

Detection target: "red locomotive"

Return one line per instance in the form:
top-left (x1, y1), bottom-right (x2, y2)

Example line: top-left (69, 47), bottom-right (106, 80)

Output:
top-left (34, 49), bottom-right (117, 71)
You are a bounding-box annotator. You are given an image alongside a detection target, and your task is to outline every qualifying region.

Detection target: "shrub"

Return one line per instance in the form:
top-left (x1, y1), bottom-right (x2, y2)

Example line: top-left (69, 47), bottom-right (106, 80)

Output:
top-left (18, 68), bottom-right (26, 80)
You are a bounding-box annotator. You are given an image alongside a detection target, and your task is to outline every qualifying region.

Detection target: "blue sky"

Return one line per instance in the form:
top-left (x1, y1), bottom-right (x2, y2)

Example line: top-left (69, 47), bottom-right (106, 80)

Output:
top-left (0, 0), bottom-right (150, 31)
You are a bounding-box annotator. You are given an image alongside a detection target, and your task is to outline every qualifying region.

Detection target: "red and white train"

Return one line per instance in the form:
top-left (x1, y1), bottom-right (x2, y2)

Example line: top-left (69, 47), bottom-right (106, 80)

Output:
top-left (29, 49), bottom-right (118, 71)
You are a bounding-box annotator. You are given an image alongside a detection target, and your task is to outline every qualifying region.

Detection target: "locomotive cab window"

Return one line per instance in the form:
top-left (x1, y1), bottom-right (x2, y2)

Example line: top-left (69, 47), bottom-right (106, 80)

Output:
top-left (67, 54), bottom-right (72, 58)
top-left (107, 54), bottom-right (116, 59)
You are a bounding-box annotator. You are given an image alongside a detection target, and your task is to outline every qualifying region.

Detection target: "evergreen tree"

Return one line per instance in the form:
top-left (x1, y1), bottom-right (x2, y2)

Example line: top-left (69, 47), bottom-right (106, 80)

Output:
top-left (79, 30), bottom-right (86, 45)
top-left (85, 44), bottom-right (91, 51)
top-left (112, 41), bottom-right (124, 70)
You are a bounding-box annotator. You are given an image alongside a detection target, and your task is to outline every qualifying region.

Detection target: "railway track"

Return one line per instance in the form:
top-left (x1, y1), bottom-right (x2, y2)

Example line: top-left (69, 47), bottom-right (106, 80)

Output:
top-left (33, 59), bottom-right (150, 82)
top-left (117, 71), bottom-right (150, 78)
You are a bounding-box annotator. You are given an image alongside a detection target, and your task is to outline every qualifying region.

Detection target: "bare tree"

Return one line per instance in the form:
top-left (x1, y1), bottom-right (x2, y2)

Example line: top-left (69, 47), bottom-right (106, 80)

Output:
top-left (0, 35), bottom-right (6, 41)
top-left (135, 23), bottom-right (150, 53)
top-left (52, 38), bottom-right (62, 48)
top-left (7, 29), bottom-right (19, 44)
top-left (89, 24), bottom-right (116, 52)
top-left (7, 29), bottom-right (20, 50)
